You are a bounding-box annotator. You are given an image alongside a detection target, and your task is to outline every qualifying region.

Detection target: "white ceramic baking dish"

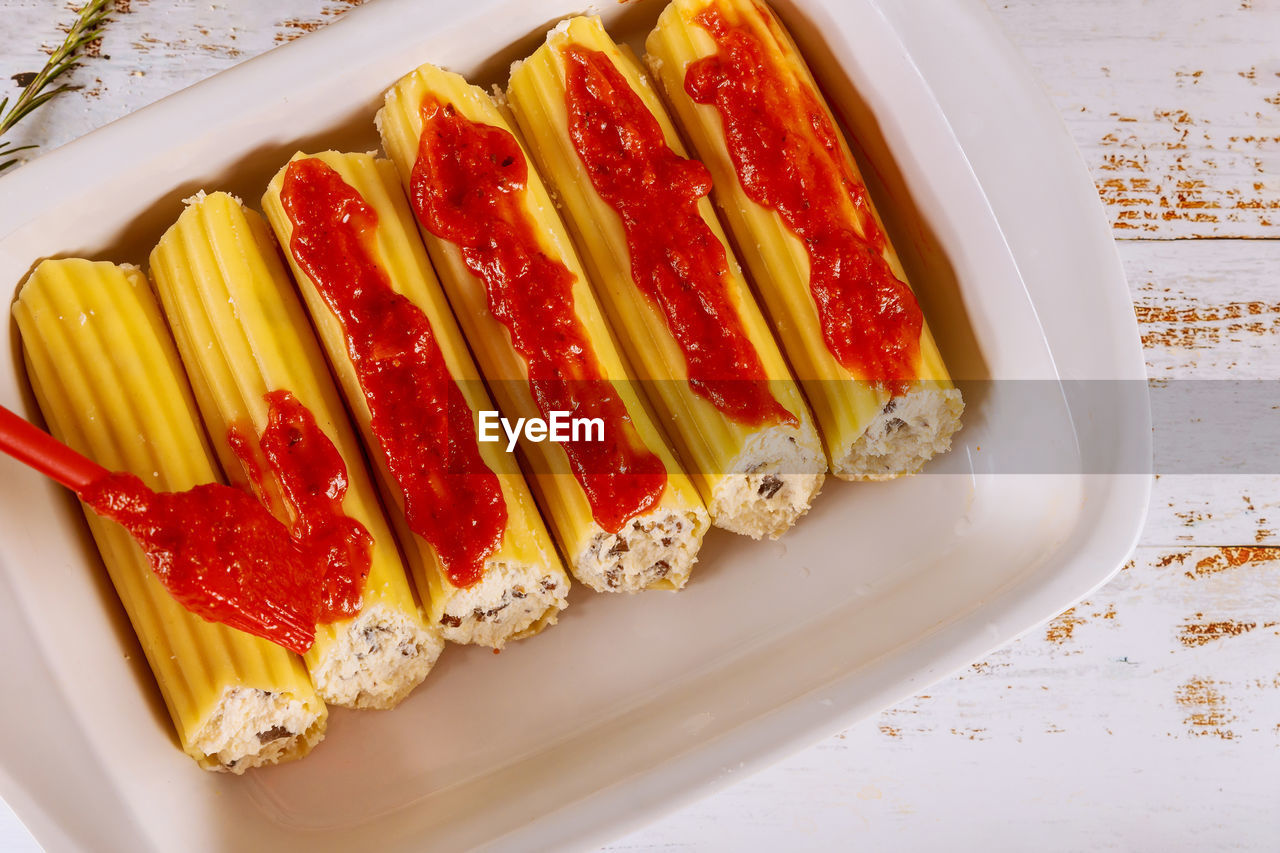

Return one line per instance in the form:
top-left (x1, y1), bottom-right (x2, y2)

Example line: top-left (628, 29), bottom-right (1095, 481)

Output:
top-left (0, 0), bottom-right (1149, 849)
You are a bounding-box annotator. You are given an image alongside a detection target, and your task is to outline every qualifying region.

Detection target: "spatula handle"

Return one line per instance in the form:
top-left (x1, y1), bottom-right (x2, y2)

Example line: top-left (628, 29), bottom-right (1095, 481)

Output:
top-left (0, 404), bottom-right (109, 493)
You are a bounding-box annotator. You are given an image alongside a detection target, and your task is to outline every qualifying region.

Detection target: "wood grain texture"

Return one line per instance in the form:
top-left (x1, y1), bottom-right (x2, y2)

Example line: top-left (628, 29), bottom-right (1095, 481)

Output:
top-left (0, 0), bottom-right (365, 161)
top-left (989, 0), bottom-right (1280, 239)
top-left (0, 0), bottom-right (1275, 850)
top-left (1126, 240), bottom-right (1280, 547)
top-left (1130, 241), bottom-right (1280, 377)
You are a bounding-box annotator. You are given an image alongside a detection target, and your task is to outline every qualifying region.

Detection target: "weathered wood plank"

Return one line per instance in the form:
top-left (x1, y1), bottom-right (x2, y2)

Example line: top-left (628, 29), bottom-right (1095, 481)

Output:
top-left (1121, 240), bottom-right (1280, 546)
top-left (0, 0), bottom-right (366, 162)
top-left (987, 0), bottom-right (1280, 239)
top-left (1148, 475), bottom-right (1280, 546)
top-left (1127, 240), bottom-right (1280, 378)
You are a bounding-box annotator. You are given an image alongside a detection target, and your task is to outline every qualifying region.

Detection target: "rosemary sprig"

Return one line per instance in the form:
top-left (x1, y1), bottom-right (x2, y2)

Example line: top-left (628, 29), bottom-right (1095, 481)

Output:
top-left (0, 0), bottom-right (112, 173)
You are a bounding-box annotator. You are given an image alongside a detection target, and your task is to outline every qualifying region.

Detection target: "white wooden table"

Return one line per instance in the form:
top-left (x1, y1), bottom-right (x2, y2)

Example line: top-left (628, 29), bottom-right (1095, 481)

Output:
top-left (2, 0), bottom-right (1278, 849)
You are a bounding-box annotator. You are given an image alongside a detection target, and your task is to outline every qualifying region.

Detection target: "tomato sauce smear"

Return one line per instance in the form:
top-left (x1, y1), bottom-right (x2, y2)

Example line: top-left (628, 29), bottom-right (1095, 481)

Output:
top-left (408, 95), bottom-right (667, 535)
top-left (228, 388), bottom-right (371, 622)
top-left (280, 157), bottom-right (507, 589)
top-left (562, 45), bottom-right (795, 429)
top-left (684, 5), bottom-right (923, 393)
top-left (78, 389), bottom-right (374, 655)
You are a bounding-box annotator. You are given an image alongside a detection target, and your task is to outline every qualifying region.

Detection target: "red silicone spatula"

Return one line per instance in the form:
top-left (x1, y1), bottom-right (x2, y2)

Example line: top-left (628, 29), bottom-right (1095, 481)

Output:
top-left (0, 403), bottom-right (319, 653)
top-left (0, 403), bottom-right (108, 492)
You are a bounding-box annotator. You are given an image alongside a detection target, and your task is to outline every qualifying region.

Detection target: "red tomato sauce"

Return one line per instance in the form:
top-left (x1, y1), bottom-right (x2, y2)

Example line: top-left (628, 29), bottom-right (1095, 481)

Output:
top-left (407, 95), bottom-right (667, 534)
top-left (80, 386), bottom-right (376, 650)
top-left (228, 389), bottom-right (371, 623)
top-left (80, 473), bottom-right (317, 655)
top-left (280, 157), bottom-right (507, 588)
top-left (562, 45), bottom-right (796, 428)
top-left (684, 4), bottom-right (923, 392)
top-left (78, 388), bottom-right (376, 654)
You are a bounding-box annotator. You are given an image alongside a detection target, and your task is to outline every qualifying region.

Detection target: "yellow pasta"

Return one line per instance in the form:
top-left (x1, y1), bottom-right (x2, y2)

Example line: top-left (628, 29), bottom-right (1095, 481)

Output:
top-left (378, 62), bottom-right (710, 592)
top-left (150, 192), bottom-right (442, 707)
top-left (262, 152), bottom-right (569, 644)
top-left (14, 258), bottom-right (326, 772)
top-left (509, 16), bottom-right (826, 540)
top-left (646, 0), bottom-right (963, 480)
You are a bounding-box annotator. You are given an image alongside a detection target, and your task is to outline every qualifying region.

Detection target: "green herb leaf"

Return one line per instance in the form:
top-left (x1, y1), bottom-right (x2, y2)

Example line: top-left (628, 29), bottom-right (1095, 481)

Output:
top-left (0, 0), bottom-right (113, 174)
